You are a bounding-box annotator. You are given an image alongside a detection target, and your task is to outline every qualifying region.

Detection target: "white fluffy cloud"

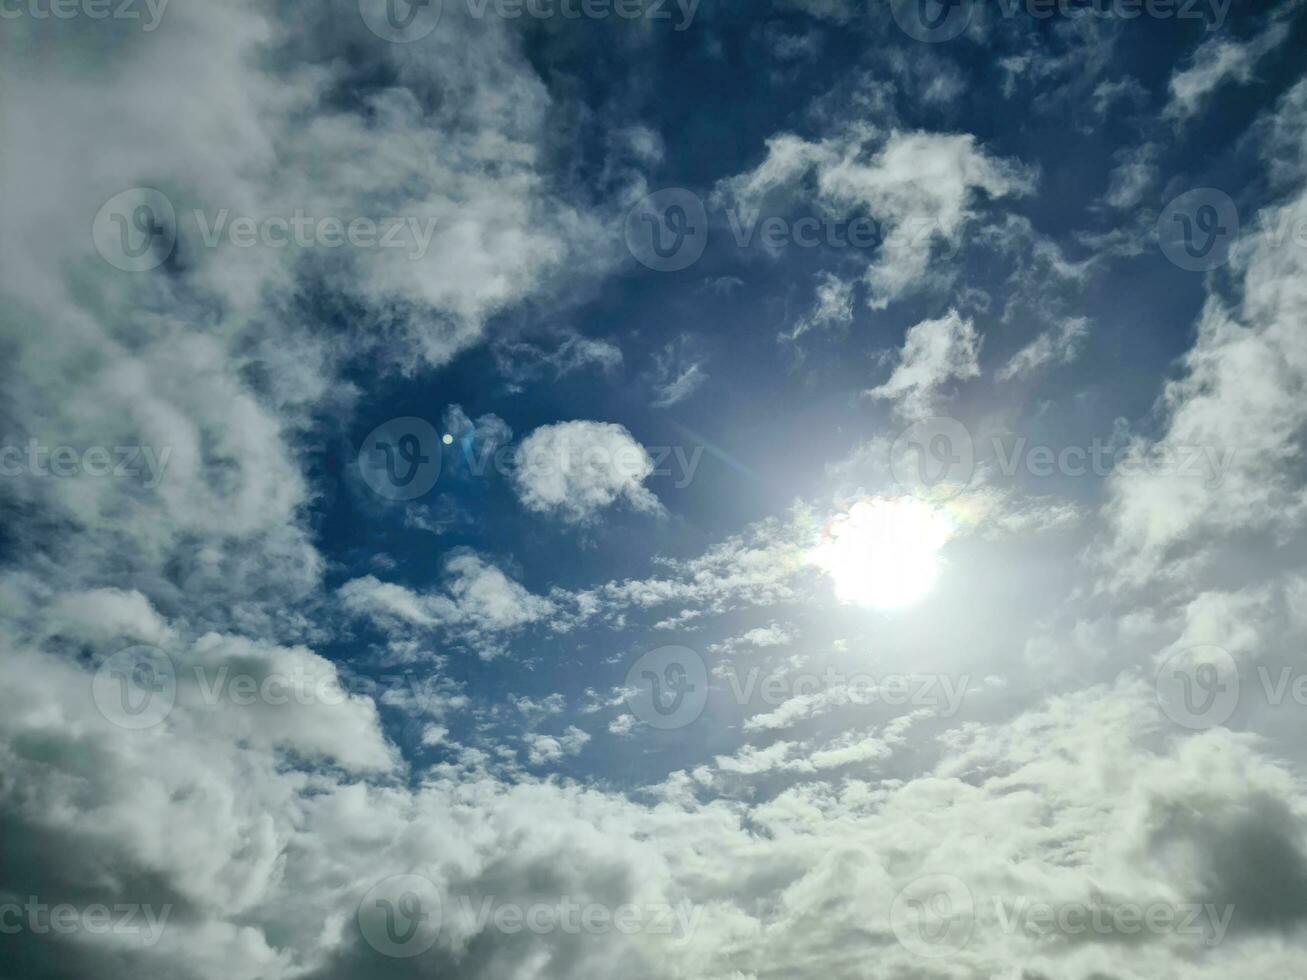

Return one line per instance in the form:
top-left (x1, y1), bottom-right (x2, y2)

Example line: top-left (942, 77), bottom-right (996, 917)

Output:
top-left (716, 128), bottom-right (1034, 308)
top-left (511, 421), bottom-right (663, 524)
top-left (340, 554), bottom-right (559, 658)
top-left (1103, 80), bottom-right (1307, 586)
top-left (866, 309), bottom-right (982, 418)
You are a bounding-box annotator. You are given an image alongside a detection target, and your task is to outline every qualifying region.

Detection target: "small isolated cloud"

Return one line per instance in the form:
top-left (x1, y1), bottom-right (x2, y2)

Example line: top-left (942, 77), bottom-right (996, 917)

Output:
top-left (512, 421), bottom-right (663, 524)
top-left (523, 726), bottom-right (591, 765)
top-left (608, 713), bottom-right (638, 736)
top-left (784, 271), bottom-right (855, 345)
top-left (1165, 18), bottom-right (1293, 122)
top-left (708, 623), bottom-right (796, 655)
top-left (866, 309), bottom-right (981, 418)
top-left (1102, 143), bottom-right (1159, 211)
top-left (338, 553), bottom-right (557, 658)
top-left (647, 335), bottom-right (710, 409)
top-left (442, 404), bottom-right (513, 455)
top-left (997, 316), bottom-right (1090, 381)
top-left (493, 333), bottom-right (623, 389)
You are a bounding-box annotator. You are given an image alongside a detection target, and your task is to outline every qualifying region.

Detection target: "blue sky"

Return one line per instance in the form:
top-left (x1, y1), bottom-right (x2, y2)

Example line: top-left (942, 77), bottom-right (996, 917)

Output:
top-left (4, 1), bottom-right (1307, 978)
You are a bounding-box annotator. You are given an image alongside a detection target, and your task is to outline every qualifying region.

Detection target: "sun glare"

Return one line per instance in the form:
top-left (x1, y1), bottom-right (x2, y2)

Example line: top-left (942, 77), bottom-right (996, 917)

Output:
top-left (810, 496), bottom-right (954, 610)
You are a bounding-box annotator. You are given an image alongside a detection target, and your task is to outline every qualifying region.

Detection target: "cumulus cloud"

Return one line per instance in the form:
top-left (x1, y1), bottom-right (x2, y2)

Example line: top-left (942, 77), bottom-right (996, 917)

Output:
top-left (511, 421), bottom-right (663, 524)
top-left (523, 726), bottom-right (591, 765)
top-left (339, 553), bottom-right (559, 658)
top-left (1102, 80), bottom-right (1307, 585)
top-left (8, 5), bottom-right (1307, 980)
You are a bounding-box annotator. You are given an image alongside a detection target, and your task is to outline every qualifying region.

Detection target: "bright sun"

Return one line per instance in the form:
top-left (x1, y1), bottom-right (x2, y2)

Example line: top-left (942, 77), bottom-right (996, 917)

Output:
top-left (810, 496), bottom-right (954, 610)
